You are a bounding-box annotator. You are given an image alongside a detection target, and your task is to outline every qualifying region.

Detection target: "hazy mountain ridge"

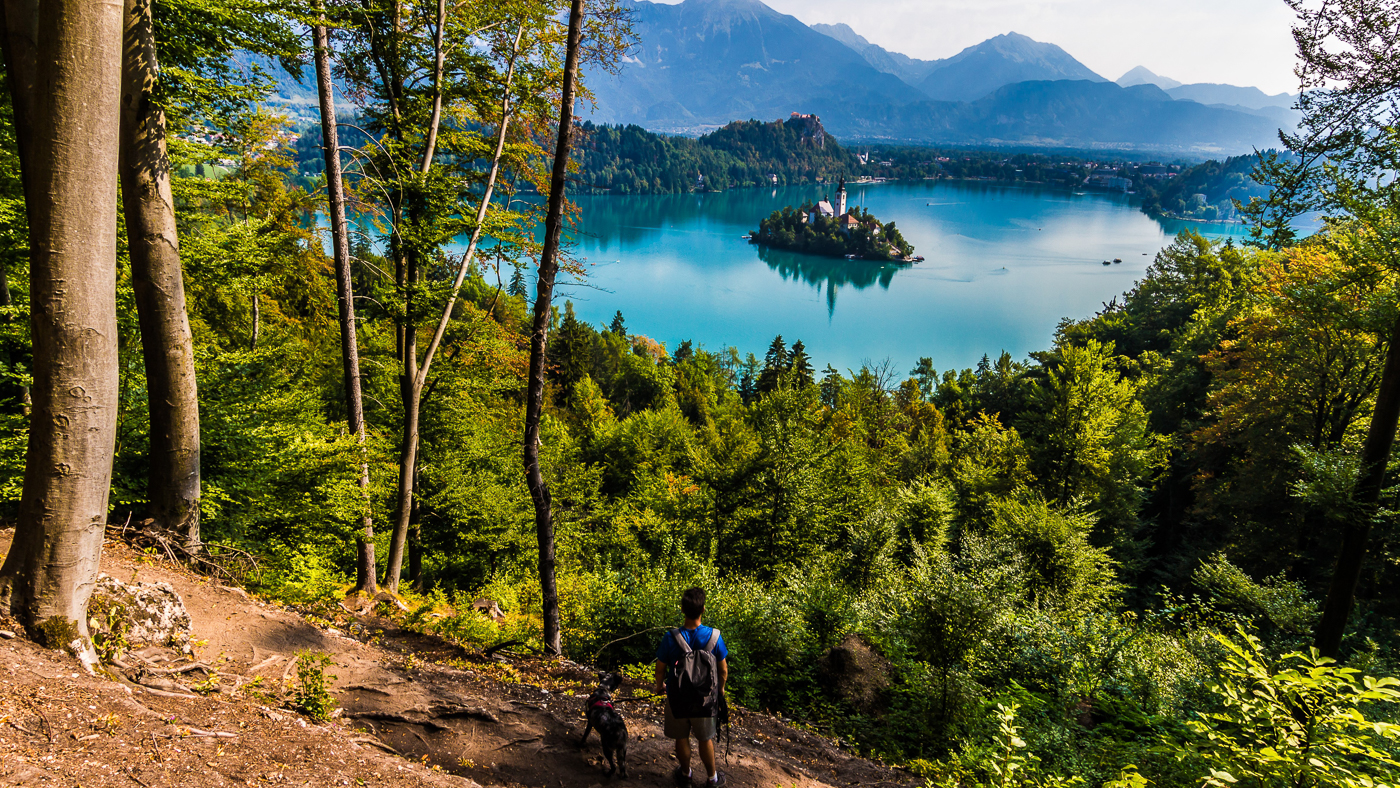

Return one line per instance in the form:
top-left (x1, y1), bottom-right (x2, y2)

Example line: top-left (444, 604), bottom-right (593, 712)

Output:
top-left (1167, 83), bottom-right (1296, 110)
top-left (582, 0), bottom-right (1291, 152)
top-left (584, 0), bottom-right (926, 134)
top-left (1117, 65), bottom-right (1181, 90)
top-left (1117, 65), bottom-right (1296, 110)
top-left (810, 24), bottom-right (1107, 103)
top-left (826, 80), bottom-right (1282, 151)
top-left (809, 22), bottom-right (941, 86)
top-left (916, 32), bottom-right (1105, 102)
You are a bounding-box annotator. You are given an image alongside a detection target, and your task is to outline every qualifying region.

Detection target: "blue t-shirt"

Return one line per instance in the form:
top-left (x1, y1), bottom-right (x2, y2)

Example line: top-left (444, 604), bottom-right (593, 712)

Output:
top-left (654, 624), bottom-right (729, 666)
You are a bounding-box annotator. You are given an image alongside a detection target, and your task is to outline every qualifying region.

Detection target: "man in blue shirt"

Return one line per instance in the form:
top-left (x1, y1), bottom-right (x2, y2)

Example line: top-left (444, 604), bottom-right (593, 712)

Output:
top-left (654, 587), bottom-right (729, 787)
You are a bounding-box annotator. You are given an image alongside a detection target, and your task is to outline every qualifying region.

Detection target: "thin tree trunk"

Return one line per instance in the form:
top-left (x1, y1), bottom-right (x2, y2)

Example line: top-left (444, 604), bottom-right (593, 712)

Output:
top-left (119, 0), bottom-right (201, 549)
top-left (385, 311), bottom-right (418, 593)
top-left (382, 22), bottom-right (524, 594)
top-left (0, 261), bottom-right (31, 413)
top-left (524, 0), bottom-right (585, 657)
top-left (314, 7), bottom-right (376, 594)
top-left (0, 0), bottom-right (124, 668)
top-left (1315, 312), bottom-right (1400, 657)
top-left (250, 292), bottom-right (259, 350)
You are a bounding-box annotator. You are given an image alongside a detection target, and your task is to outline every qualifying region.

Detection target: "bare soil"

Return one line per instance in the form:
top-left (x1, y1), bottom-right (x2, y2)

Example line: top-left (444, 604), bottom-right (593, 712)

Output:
top-left (0, 530), bottom-right (920, 788)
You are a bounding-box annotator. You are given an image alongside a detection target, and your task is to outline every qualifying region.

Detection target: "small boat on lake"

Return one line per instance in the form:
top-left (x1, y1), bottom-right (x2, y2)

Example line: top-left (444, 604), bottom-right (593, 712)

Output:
top-left (1102, 260), bottom-right (1111, 266)
top-left (1113, 258), bottom-right (1122, 263)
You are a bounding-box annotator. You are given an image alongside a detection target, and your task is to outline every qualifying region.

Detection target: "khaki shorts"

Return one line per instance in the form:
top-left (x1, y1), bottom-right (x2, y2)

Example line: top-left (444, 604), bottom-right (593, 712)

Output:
top-left (663, 702), bottom-right (717, 742)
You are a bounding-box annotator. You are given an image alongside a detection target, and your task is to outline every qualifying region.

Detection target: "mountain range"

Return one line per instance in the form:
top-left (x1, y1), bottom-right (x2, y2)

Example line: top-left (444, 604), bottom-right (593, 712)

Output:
top-left (583, 0), bottom-right (1293, 153)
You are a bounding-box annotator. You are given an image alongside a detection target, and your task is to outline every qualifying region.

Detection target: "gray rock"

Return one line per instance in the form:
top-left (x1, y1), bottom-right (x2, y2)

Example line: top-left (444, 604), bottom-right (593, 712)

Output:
top-left (89, 574), bottom-right (192, 647)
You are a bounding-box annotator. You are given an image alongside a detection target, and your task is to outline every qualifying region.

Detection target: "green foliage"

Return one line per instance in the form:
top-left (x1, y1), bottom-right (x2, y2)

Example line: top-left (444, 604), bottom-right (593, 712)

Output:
top-left (289, 651), bottom-right (338, 723)
top-left (1174, 630), bottom-right (1400, 788)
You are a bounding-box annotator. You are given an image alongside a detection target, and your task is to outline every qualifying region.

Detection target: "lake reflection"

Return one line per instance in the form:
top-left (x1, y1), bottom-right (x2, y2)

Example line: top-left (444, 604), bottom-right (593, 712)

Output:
top-left (756, 245), bottom-right (900, 315)
top-left (556, 182), bottom-right (1247, 373)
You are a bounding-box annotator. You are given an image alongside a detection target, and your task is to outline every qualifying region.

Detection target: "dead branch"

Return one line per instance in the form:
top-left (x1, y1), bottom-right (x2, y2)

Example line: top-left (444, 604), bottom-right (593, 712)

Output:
top-left (350, 736), bottom-right (399, 755)
top-left (492, 735), bottom-right (541, 750)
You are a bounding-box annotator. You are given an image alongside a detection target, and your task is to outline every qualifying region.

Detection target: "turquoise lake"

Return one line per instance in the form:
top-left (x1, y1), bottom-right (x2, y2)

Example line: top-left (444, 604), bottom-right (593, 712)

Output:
top-left (551, 182), bottom-right (1247, 374)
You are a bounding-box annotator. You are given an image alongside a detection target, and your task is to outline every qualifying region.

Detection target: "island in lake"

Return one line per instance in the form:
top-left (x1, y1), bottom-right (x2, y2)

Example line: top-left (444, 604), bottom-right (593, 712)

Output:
top-left (750, 177), bottom-right (917, 262)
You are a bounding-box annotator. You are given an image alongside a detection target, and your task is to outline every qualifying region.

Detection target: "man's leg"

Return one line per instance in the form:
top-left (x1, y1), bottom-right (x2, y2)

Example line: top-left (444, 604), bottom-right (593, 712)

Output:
top-left (675, 734), bottom-right (692, 774)
top-left (697, 738), bottom-right (716, 780)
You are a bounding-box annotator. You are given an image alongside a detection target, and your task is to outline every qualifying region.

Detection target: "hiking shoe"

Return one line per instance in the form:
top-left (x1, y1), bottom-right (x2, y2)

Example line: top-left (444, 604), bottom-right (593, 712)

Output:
top-left (706, 773), bottom-right (727, 788)
top-left (673, 767), bottom-right (693, 787)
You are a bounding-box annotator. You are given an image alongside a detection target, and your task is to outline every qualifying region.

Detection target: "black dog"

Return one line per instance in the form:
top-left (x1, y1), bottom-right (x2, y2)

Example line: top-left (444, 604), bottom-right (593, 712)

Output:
top-left (579, 672), bottom-right (629, 778)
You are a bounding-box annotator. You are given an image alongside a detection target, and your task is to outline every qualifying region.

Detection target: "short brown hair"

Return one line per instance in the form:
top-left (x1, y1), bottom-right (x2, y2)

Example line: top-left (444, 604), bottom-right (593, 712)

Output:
top-left (681, 587), bottom-right (706, 619)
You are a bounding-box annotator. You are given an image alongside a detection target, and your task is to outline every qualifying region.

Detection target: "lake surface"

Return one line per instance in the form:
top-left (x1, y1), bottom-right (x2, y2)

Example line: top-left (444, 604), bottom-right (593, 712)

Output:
top-left (554, 182), bottom-right (1247, 374)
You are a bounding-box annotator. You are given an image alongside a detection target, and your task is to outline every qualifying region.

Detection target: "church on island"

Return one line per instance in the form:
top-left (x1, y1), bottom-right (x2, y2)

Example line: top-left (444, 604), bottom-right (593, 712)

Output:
top-left (752, 176), bottom-right (919, 262)
top-left (803, 176), bottom-right (864, 233)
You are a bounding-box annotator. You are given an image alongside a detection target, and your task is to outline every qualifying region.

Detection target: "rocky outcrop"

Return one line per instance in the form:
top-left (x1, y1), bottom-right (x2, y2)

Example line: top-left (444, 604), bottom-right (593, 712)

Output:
top-left (88, 574), bottom-right (192, 648)
top-left (816, 634), bottom-right (892, 716)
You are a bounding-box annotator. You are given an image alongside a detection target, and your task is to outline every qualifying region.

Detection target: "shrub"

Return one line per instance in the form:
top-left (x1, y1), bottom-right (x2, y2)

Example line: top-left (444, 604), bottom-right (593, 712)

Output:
top-left (289, 651), bottom-right (338, 722)
top-left (1173, 629), bottom-right (1400, 788)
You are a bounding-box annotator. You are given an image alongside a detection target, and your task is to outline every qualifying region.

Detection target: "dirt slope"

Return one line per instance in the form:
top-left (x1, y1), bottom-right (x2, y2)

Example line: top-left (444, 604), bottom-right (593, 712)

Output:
top-left (0, 531), bottom-right (919, 788)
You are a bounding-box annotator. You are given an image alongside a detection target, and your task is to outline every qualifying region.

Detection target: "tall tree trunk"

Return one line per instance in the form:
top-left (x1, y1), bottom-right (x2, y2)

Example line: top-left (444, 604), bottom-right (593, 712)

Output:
top-left (0, 0), bottom-right (124, 668)
top-left (314, 8), bottom-right (376, 594)
top-left (382, 20), bottom-right (523, 594)
top-left (524, 0), bottom-right (585, 657)
top-left (1315, 312), bottom-right (1400, 657)
top-left (119, 0), bottom-right (200, 549)
top-left (384, 320), bottom-right (418, 593)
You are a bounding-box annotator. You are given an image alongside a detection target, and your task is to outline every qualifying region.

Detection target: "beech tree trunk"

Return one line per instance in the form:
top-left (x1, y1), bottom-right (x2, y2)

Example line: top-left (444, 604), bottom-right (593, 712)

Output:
top-left (314, 10), bottom-right (376, 594)
top-left (384, 324), bottom-right (418, 593)
top-left (119, 0), bottom-right (200, 548)
top-left (1315, 312), bottom-right (1400, 657)
top-left (0, 0), bottom-right (124, 667)
top-left (524, 0), bottom-right (585, 657)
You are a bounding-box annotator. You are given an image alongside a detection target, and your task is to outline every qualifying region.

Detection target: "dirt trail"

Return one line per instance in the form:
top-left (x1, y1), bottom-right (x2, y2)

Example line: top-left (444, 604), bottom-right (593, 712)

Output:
top-left (0, 531), bottom-right (919, 788)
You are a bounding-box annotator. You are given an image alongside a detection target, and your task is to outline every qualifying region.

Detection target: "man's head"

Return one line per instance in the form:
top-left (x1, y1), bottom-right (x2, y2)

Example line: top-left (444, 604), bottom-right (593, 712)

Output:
top-left (681, 587), bottom-right (706, 621)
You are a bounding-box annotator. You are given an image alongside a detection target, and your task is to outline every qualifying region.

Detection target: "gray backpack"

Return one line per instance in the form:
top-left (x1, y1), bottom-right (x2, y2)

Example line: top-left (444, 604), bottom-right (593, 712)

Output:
top-left (664, 627), bottom-right (721, 718)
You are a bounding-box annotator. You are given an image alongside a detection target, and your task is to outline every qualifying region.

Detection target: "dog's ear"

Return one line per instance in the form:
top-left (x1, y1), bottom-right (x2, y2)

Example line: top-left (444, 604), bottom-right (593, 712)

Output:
top-left (605, 672), bottom-right (623, 690)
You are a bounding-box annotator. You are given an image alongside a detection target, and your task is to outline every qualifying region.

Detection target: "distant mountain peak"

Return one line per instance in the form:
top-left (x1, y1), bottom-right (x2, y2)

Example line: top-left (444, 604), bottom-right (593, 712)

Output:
top-left (919, 31), bottom-right (1105, 102)
top-left (1117, 66), bottom-right (1182, 90)
top-left (811, 21), bottom-right (869, 48)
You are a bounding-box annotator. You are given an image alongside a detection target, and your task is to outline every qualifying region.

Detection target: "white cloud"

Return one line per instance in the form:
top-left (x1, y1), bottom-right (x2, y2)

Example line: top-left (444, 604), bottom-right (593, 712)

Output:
top-left (650, 0), bottom-right (1300, 95)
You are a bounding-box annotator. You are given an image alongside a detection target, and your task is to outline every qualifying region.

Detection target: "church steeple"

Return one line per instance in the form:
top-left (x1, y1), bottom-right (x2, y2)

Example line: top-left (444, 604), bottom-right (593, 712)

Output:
top-left (836, 175), bottom-right (847, 217)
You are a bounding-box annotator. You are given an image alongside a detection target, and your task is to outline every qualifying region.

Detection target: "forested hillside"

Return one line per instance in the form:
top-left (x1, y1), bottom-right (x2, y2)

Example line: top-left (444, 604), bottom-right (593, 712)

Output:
top-left (1136, 154), bottom-right (1273, 222)
top-left (573, 115), bottom-right (852, 192)
top-left (2, 1), bottom-right (1400, 787)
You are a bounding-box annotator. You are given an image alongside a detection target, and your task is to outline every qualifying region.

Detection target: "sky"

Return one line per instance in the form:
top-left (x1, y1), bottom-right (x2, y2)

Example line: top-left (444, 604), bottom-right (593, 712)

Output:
top-left (655, 0), bottom-right (1301, 95)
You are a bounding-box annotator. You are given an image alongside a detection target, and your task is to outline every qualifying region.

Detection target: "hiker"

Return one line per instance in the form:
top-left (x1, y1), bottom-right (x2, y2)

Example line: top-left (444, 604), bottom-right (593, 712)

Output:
top-left (654, 587), bottom-right (728, 788)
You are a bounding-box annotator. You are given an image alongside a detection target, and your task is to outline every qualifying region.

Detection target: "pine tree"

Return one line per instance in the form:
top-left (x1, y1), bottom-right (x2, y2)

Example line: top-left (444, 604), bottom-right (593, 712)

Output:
top-left (551, 302), bottom-right (594, 392)
top-left (672, 339), bottom-right (694, 365)
top-left (609, 310), bottom-right (626, 335)
top-left (508, 264), bottom-right (527, 298)
top-left (758, 334), bottom-right (789, 393)
top-left (790, 339), bottom-right (814, 387)
top-left (820, 364), bottom-right (843, 409)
